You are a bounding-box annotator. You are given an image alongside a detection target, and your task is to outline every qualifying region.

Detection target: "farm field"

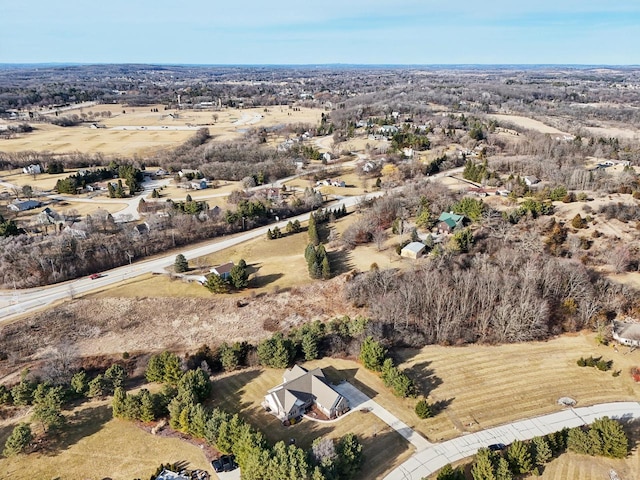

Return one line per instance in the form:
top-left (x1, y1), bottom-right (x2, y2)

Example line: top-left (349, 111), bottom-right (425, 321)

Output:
top-left (486, 114), bottom-right (571, 136)
top-left (210, 361), bottom-right (414, 480)
top-left (0, 105), bottom-right (324, 156)
top-left (0, 401), bottom-right (210, 479)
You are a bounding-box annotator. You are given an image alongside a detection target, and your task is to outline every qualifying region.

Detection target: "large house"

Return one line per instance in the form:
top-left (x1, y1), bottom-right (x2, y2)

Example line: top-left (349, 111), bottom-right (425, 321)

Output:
top-left (263, 365), bottom-right (349, 423)
top-left (612, 321), bottom-right (640, 347)
top-left (437, 212), bottom-right (464, 234)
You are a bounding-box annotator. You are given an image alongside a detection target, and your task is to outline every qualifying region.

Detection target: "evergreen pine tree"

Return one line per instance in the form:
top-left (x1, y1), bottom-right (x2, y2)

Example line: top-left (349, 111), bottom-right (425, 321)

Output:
top-left (321, 255), bottom-right (331, 280)
top-left (308, 214), bottom-right (319, 245)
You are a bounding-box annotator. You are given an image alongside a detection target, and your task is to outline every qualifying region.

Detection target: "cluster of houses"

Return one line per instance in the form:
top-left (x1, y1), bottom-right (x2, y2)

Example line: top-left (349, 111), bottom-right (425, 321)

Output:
top-left (316, 178), bottom-right (346, 188)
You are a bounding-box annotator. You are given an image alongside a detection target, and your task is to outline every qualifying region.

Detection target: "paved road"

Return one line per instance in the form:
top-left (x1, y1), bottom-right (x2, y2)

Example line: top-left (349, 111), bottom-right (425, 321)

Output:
top-left (0, 164), bottom-right (462, 323)
top-left (383, 401), bottom-right (640, 480)
top-left (334, 382), bottom-right (432, 451)
top-left (0, 193), bottom-right (381, 323)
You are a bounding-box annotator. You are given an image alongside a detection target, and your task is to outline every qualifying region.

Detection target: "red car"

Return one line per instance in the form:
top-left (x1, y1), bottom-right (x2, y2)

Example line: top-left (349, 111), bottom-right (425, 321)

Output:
top-left (89, 273), bottom-right (101, 280)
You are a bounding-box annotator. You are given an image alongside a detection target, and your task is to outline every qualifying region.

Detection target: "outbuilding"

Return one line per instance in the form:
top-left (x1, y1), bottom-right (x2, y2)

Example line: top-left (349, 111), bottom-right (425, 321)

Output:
top-left (401, 242), bottom-right (426, 259)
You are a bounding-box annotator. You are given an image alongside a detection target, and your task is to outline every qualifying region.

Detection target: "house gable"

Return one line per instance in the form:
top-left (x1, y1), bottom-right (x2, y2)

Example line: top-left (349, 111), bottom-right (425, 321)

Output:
top-left (264, 365), bottom-right (349, 421)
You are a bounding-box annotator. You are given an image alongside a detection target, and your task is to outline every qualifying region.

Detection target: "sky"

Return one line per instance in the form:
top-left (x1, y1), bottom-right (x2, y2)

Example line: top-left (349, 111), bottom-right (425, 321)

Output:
top-left (1, 1), bottom-right (640, 65)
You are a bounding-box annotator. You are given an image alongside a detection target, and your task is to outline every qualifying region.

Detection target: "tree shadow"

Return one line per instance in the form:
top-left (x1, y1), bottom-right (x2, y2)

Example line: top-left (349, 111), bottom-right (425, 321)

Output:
top-left (328, 249), bottom-right (354, 276)
top-left (431, 397), bottom-right (455, 415)
top-left (355, 428), bottom-right (413, 480)
top-left (41, 404), bottom-right (112, 456)
top-left (207, 369), bottom-right (264, 415)
top-left (0, 422), bottom-right (15, 448)
top-left (619, 416), bottom-right (640, 453)
top-left (251, 273), bottom-right (284, 289)
top-left (404, 360), bottom-right (442, 396)
top-left (321, 366), bottom-right (379, 399)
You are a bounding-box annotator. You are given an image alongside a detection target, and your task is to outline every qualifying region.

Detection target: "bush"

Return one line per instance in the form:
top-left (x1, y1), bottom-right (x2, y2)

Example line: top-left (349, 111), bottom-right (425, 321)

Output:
top-left (3, 423), bottom-right (32, 456)
top-left (415, 399), bottom-right (432, 419)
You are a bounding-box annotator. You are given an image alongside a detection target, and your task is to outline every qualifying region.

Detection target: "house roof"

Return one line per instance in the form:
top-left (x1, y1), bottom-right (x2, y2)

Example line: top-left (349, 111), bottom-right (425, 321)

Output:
top-left (438, 212), bottom-right (464, 228)
top-left (9, 200), bottom-right (41, 211)
top-left (613, 321), bottom-right (640, 342)
top-left (268, 366), bottom-right (344, 417)
top-left (211, 261), bottom-right (234, 276)
top-left (402, 242), bottom-right (426, 255)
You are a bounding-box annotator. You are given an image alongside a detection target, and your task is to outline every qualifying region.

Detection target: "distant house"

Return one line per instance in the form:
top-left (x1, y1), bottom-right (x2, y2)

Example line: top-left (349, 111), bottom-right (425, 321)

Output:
top-left (210, 261), bottom-right (234, 279)
top-left (322, 152), bottom-right (333, 163)
top-left (263, 365), bottom-right (349, 422)
top-left (8, 200), bottom-right (41, 212)
top-left (378, 125), bottom-right (398, 135)
top-left (36, 207), bottom-right (63, 226)
top-left (524, 176), bottom-right (540, 187)
top-left (401, 242), bottom-right (426, 259)
top-left (437, 212), bottom-right (464, 234)
top-left (612, 321), bottom-right (640, 347)
top-left (63, 225), bottom-right (88, 239)
top-left (190, 179), bottom-right (208, 190)
top-left (132, 222), bottom-right (150, 236)
top-left (178, 168), bottom-right (199, 178)
top-left (402, 147), bottom-right (414, 158)
top-left (22, 164), bottom-right (42, 175)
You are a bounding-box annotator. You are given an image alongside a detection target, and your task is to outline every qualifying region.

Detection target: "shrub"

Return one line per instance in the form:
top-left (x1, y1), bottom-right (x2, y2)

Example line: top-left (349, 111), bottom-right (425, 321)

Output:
top-left (415, 399), bottom-right (432, 419)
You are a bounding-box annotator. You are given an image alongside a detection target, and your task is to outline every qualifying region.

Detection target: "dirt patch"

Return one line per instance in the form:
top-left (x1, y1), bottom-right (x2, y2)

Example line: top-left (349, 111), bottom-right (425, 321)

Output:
top-left (0, 276), bottom-right (363, 376)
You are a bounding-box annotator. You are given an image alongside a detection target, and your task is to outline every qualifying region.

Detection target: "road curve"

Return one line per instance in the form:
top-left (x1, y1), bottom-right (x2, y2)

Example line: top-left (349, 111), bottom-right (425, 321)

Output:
top-left (383, 401), bottom-right (640, 480)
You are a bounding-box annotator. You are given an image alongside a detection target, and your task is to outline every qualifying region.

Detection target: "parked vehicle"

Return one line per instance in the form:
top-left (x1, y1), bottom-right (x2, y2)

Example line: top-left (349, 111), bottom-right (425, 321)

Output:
top-left (211, 458), bottom-right (224, 473)
top-left (488, 443), bottom-right (506, 451)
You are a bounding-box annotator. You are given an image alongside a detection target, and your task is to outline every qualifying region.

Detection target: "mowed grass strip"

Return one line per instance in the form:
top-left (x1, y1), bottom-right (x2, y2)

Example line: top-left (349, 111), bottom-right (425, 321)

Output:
top-left (210, 362), bottom-right (414, 480)
top-left (0, 403), bottom-right (209, 480)
top-left (395, 333), bottom-right (640, 442)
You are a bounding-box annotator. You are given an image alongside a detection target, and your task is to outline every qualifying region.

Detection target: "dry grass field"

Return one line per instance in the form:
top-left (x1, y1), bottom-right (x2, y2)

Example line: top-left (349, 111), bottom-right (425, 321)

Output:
top-left (91, 211), bottom-right (395, 301)
top-left (210, 361), bottom-right (414, 480)
top-left (0, 401), bottom-right (210, 480)
top-left (0, 105), bottom-right (324, 156)
top-left (394, 333), bottom-right (640, 443)
top-left (532, 450), bottom-right (640, 480)
top-left (487, 114), bottom-right (571, 136)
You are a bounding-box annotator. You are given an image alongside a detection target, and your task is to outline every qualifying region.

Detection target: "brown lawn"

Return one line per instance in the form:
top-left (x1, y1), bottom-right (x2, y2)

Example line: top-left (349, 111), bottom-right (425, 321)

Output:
top-left (0, 401), bottom-right (210, 480)
top-left (395, 332), bottom-right (640, 442)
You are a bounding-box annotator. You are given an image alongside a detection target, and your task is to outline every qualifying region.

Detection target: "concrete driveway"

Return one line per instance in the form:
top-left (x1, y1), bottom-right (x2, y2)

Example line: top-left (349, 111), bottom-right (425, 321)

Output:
top-left (333, 382), bottom-right (432, 451)
top-left (383, 401), bottom-right (640, 480)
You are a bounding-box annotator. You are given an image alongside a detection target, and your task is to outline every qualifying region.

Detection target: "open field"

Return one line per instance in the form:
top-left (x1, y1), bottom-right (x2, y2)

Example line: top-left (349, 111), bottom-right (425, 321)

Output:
top-left (0, 401), bottom-right (210, 479)
top-left (211, 362), bottom-right (414, 480)
top-left (91, 211), bottom-right (394, 300)
top-left (0, 105), bottom-right (324, 156)
top-left (487, 114), bottom-right (571, 136)
top-left (395, 332), bottom-right (640, 443)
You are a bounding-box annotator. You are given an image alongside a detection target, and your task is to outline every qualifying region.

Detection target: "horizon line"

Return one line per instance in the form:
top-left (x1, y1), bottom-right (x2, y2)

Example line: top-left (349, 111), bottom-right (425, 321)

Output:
top-left (1, 62), bottom-right (640, 69)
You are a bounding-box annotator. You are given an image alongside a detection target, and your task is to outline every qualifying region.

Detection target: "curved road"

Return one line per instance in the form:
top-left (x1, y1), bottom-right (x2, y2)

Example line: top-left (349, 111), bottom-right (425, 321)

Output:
top-left (384, 401), bottom-right (640, 480)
